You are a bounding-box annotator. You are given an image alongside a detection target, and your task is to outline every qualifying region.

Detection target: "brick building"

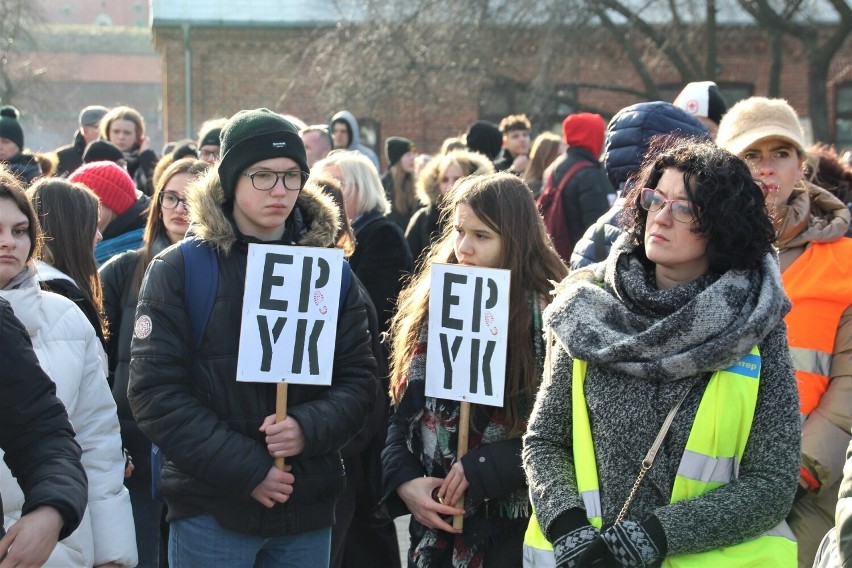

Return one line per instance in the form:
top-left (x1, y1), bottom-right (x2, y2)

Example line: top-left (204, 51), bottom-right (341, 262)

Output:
top-left (151, 2), bottom-right (852, 166)
top-left (15, 0), bottom-right (161, 154)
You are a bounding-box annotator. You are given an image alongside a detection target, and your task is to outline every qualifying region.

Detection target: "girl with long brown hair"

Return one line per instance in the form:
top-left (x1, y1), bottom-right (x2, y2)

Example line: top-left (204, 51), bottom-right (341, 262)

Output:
top-left (28, 177), bottom-right (107, 346)
top-left (382, 172), bottom-right (568, 567)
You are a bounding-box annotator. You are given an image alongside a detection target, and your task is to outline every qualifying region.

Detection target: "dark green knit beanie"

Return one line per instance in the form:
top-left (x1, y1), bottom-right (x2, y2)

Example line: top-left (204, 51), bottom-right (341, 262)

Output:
top-left (0, 106), bottom-right (24, 151)
top-left (217, 108), bottom-right (309, 203)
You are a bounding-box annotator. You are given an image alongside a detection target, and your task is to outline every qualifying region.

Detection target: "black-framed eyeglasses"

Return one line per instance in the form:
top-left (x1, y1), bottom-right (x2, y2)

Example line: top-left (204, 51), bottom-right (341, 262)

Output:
top-left (639, 188), bottom-right (696, 223)
top-left (159, 192), bottom-right (188, 210)
top-left (242, 170), bottom-right (308, 192)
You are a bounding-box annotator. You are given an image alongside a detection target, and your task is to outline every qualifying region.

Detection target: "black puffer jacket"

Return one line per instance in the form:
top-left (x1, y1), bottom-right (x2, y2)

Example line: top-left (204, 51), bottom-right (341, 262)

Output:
top-left (128, 171), bottom-right (377, 537)
top-left (0, 297), bottom-right (87, 540)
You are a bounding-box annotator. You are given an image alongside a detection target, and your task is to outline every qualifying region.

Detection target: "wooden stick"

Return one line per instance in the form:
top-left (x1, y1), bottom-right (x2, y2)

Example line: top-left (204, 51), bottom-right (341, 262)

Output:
top-left (274, 382), bottom-right (288, 470)
top-left (453, 401), bottom-right (471, 530)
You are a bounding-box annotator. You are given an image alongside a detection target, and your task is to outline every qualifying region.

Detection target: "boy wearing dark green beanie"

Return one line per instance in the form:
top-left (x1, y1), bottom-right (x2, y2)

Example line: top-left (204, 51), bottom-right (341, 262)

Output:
top-left (128, 108), bottom-right (377, 566)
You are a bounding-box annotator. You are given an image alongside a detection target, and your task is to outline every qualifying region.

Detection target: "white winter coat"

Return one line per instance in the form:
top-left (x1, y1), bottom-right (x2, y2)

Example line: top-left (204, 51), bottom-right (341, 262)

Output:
top-left (0, 277), bottom-right (137, 567)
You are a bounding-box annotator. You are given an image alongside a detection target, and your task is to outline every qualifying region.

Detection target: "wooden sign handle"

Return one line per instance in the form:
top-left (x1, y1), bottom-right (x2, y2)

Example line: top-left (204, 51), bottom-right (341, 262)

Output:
top-left (274, 383), bottom-right (288, 470)
top-left (453, 401), bottom-right (470, 530)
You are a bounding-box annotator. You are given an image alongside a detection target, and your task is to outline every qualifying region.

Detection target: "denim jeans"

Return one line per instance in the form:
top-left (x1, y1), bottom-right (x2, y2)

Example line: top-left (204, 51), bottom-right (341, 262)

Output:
top-left (169, 513), bottom-right (331, 568)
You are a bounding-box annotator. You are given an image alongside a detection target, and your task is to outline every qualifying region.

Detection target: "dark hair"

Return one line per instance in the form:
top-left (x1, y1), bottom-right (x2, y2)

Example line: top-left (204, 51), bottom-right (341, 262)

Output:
top-left (389, 172), bottom-right (568, 435)
top-left (132, 158), bottom-right (209, 295)
top-left (809, 143), bottom-right (852, 203)
top-left (0, 166), bottom-right (40, 262)
top-left (622, 136), bottom-right (776, 272)
top-left (28, 178), bottom-right (104, 334)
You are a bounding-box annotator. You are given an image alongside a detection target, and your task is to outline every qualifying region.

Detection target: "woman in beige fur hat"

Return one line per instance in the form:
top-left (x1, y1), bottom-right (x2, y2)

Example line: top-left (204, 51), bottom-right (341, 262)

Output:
top-left (717, 97), bottom-right (852, 568)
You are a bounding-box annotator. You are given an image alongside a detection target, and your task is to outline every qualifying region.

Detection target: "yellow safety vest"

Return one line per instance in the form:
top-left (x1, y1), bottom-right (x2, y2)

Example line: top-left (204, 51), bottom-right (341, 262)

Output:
top-left (523, 347), bottom-right (797, 567)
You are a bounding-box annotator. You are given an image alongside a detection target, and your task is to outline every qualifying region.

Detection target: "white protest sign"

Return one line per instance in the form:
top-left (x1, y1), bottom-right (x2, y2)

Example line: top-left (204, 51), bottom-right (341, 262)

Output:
top-left (237, 244), bottom-right (344, 385)
top-left (425, 263), bottom-right (511, 407)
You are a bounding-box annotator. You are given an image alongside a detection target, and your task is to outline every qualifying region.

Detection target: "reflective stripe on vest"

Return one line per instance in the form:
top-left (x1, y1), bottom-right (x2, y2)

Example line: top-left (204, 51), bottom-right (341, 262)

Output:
top-left (782, 238), bottom-right (852, 415)
top-left (523, 347), bottom-right (797, 567)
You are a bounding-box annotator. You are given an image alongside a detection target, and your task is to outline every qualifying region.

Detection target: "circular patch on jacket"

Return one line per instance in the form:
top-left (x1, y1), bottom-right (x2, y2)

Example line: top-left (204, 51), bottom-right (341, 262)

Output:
top-left (134, 315), bottom-right (153, 339)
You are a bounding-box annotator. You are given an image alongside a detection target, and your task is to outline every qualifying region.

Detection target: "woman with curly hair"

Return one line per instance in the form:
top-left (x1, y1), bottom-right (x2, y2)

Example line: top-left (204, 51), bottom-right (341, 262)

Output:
top-left (384, 172), bottom-right (568, 567)
top-left (405, 149), bottom-right (495, 268)
top-left (523, 137), bottom-right (800, 566)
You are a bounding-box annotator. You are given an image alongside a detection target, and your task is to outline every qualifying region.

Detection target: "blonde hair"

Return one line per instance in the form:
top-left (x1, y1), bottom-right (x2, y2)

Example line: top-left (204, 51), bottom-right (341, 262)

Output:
top-left (314, 151), bottom-right (390, 217)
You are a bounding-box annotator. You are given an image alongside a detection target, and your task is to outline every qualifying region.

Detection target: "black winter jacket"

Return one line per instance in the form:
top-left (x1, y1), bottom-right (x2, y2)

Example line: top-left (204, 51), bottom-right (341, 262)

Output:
top-left (551, 147), bottom-right (613, 251)
top-left (54, 131), bottom-right (86, 177)
top-left (3, 152), bottom-right (41, 184)
top-left (350, 209), bottom-right (413, 335)
top-left (0, 297), bottom-right (87, 540)
top-left (128, 173), bottom-right (377, 537)
top-left (404, 204), bottom-right (441, 270)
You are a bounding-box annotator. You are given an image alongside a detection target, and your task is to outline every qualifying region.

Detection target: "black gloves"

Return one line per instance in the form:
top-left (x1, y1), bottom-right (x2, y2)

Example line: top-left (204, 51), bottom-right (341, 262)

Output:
top-left (601, 520), bottom-right (662, 566)
top-left (553, 525), bottom-right (600, 567)
top-left (575, 518), bottom-right (667, 567)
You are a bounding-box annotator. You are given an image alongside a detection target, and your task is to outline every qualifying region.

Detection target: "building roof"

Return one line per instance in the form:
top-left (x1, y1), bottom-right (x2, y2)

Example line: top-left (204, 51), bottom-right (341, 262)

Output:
top-left (151, 0), bottom-right (364, 27)
top-left (150, 0), bottom-right (840, 28)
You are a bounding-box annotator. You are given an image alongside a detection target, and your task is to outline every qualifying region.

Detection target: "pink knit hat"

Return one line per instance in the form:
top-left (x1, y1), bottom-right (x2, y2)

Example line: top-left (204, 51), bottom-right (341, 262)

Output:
top-left (69, 161), bottom-right (136, 215)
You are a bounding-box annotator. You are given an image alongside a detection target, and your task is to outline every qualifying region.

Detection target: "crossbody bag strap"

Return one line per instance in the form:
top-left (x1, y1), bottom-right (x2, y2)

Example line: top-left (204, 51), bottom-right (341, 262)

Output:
top-left (615, 384), bottom-right (693, 524)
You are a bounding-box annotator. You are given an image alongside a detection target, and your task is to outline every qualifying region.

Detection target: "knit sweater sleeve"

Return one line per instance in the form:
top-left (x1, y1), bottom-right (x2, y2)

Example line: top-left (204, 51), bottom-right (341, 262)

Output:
top-left (654, 322), bottom-right (801, 556)
top-left (522, 332), bottom-right (586, 539)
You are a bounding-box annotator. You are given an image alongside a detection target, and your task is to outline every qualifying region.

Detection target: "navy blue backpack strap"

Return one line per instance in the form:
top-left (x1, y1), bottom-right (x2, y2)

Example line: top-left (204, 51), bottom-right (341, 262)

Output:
top-left (152, 237), bottom-right (218, 502)
top-left (180, 237), bottom-right (219, 351)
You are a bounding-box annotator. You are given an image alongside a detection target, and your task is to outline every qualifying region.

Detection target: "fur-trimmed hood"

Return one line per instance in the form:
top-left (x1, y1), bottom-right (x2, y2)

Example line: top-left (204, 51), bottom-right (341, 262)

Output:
top-left (187, 169), bottom-right (340, 254)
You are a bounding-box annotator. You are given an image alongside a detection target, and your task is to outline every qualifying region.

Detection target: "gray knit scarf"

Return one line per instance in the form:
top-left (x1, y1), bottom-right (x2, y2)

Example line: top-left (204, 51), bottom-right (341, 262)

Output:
top-left (547, 235), bottom-right (791, 380)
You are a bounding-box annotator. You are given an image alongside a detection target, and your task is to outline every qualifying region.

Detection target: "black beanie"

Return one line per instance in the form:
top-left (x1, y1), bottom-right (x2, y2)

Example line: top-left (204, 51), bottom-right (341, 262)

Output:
top-left (172, 140), bottom-right (199, 161)
top-left (217, 108), bottom-right (309, 203)
top-left (706, 84), bottom-right (728, 125)
top-left (83, 140), bottom-right (125, 164)
top-left (385, 136), bottom-right (414, 167)
top-left (465, 120), bottom-right (502, 160)
top-left (0, 106), bottom-right (24, 151)
top-left (198, 126), bottom-right (222, 148)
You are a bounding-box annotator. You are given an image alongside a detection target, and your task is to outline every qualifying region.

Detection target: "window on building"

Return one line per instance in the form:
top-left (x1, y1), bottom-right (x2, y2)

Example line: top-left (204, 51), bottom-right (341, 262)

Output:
top-left (836, 83), bottom-right (852, 152)
top-left (479, 78), bottom-right (576, 135)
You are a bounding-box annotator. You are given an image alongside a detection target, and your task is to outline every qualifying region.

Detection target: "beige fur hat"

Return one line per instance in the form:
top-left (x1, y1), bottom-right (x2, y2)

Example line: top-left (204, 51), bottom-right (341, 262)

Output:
top-left (716, 97), bottom-right (805, 156)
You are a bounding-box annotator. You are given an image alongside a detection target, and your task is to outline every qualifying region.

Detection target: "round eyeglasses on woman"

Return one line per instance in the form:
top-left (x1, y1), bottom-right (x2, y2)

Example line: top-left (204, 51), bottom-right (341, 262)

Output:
top-left (159, 192), bottom-right (188, 210)
top-left (242, 169), bottom-right (308, 192)
top-left (640, 188), bottom-right (696, 223)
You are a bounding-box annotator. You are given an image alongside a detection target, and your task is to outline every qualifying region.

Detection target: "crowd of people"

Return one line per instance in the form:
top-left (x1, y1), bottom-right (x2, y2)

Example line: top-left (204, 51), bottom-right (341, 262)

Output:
top-left (0, 80), bottom-right (850, 568)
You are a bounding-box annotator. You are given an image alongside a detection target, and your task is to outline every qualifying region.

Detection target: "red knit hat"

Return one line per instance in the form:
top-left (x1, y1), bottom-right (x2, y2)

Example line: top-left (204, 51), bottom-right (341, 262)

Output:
top-left (69, 161), bottom-right (136, 215)
top-left (562, 113), bottom-right (606, 157)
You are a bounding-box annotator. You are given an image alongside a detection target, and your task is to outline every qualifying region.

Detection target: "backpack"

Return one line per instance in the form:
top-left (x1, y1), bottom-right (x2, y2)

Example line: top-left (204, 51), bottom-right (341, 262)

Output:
top-left (536, 159), bottom-right (594, 262)
top-left (151, 237), bottom-right (353, 501)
